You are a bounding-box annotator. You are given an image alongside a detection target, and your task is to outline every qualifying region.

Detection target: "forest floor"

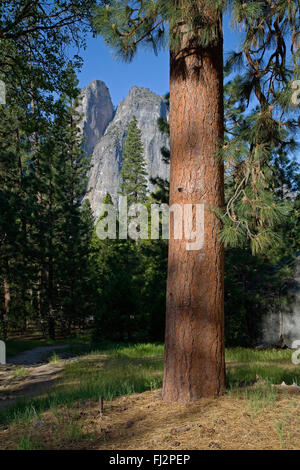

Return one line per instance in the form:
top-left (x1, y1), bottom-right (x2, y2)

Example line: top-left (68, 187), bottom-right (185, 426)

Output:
top-left (0, 345), bottom-right (75, 408)
top-left (0, 343), bottom-right (299, 450)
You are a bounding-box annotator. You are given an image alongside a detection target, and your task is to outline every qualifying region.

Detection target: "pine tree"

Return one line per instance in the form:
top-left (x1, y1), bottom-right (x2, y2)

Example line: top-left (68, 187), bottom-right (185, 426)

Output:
top-left (40, 66), bottom-right (92, 338)
top-left (0, 97), bottom-right (26, 338)
top-left (0, 76), bottom-right (42, 338)
top-left (0, 1), bottom-right (95, 91)
top-left (94, 0), bottom-right (299, 401)
top-left (120, 116), bottom-right (148, 205)
top-left (91, 193), bottom-right (147, 341)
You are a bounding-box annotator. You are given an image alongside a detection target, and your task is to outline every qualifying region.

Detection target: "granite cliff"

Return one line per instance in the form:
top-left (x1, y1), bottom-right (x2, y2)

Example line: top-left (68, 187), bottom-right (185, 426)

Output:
top-left (78, 80), bottom-right (114, 158)
top-left (79, 82), bottom-right (169, 218)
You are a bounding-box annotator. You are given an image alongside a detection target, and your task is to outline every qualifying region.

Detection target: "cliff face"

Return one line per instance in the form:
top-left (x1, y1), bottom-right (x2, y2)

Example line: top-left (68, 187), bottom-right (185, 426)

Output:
top-left (78, 80), bottom-right (114, 158)
top-left (86, 86), bottom-right (169, 218)
top-left (260, 255), bottom-right (300, 348)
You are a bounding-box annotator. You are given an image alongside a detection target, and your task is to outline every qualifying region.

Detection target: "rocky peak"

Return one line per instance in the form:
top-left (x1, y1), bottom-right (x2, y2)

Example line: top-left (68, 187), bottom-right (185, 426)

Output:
top-left (87, 85), bottom-right (169, 218)
top-left (77, 80), bottom-right (114, 157)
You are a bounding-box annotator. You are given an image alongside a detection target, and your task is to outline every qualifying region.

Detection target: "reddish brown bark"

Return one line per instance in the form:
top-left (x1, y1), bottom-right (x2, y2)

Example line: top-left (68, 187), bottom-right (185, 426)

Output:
top-left (162, 19), bottom-right (225, 402)
top-left (3, 277), bottom-right (10, 317)
top-left (1, 273), bottom-right (10, 339)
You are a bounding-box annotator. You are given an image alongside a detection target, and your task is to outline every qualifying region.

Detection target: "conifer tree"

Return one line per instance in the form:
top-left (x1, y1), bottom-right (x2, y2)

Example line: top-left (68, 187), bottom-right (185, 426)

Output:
top-left (40, 66), bottom-right (92, 338)
top-left (120, 116), bottom-right (148, 205)
top-left (141, 95), bottom-right (170, 341)
top-left (95, 0), bottom-right (225, 401)
top-left (91, 193), bottom-right (147, 341)
top-left (94, 0), bottom-right (299, 401)
top-left (0, 1), bottom-right (96, 90)
top-left (0, 75), bottom-right (44, 337)
top-left (0, 92), bottom-right (29, 338)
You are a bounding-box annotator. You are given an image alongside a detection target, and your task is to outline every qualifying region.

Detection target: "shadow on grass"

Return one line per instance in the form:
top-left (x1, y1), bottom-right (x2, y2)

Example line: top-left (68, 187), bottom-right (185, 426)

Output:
top-left (226, 364), bottom-right (300, 388)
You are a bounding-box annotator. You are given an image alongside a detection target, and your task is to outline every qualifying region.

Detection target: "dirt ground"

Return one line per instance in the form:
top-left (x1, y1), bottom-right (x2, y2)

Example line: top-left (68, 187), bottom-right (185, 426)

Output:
top-left (8, 344), bottom-right (69, 365)
top-left (1, 385), bottom-right (299, 450)
top-left (78, 387), bottom-right (300, 450)
top-left (0, 363), bottom-right (64, 408)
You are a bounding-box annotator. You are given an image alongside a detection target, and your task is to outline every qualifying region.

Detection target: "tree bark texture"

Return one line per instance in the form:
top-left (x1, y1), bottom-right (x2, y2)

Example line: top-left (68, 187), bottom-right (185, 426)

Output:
top-left (162, 19), bottom-right (225, 402)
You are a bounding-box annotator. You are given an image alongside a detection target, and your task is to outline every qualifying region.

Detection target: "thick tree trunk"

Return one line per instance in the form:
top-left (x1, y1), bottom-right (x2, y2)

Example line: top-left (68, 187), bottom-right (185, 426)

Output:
top-left (162, 19), bottom-right (225, 402)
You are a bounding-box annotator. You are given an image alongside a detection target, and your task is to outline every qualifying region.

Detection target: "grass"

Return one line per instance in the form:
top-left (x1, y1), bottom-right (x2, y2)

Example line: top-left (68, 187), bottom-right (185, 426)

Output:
top-left (0, 341), bottom-right (299, 449)
top-left (243, 383), bottom-right (278, 414)
top-left (276, 420), bottom-right (285, 448)
top-left (48, 352), bottom-right (61, 364)
top-left (12, 367), bottom-right (30, 378)
top-left (18, 433), bottom-right (43, 450)
top-left (226, 347), bottom-right (300, 388)
top-left (226, 347), bottom-right (294, 364)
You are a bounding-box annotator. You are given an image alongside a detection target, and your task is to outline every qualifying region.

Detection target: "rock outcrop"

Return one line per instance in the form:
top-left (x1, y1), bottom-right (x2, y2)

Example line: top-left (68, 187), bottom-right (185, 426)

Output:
top-left (78, 80), bottom-right (114, 157)
top-left (260, 254), bottom-right (300, 348)
top-left (85, 86), bottom-right (169, 218)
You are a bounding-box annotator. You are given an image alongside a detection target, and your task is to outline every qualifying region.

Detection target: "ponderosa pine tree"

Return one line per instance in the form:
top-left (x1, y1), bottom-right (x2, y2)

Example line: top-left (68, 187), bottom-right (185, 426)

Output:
top-left (0, 1), bottom-right (96, 90)
top-left (120, 116), bottom-right (148, 205)
top-left (94, 0), bottom-right (299, 402)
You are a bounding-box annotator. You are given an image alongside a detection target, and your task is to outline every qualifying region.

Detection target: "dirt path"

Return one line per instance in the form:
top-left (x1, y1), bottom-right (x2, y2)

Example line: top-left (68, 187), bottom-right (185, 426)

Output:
top-left (9, 344), bottom-right (69, 365)
top-left (0, 345), bottom-right (73, 409)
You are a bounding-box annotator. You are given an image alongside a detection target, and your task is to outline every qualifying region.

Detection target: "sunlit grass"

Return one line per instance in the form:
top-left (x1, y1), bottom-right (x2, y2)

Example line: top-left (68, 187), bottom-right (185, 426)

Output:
top-left (226, 347), bottom-right (293, 364)
top-left (12, 367), bottom-right (30, 378)
top-left (48, 352), bottom-right (61, 364)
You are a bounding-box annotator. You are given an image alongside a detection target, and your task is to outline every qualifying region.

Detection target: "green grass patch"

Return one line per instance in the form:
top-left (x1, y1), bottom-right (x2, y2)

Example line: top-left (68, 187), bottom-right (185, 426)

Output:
top-left (244, 383), bottom-right (278, 413)
top-left (226, 347), bottom-right (293, 364)
top-left (48, 352), bottom-right (61, 364)
top-left (64, 341), bottom-right (164, 358)
top-left (18, 432), bottom-right (43, 450)
top-left (227, 364), bottom-right (300, 387)
top-left (12, 367), bottom-right (30, 378)
top-left (6, 339), bottom-right (55, 358)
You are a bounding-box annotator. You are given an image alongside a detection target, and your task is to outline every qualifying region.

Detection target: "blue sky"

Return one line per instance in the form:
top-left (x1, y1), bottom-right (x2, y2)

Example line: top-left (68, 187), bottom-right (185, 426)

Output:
top-left (76, 16), bottom-right (242, 106)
